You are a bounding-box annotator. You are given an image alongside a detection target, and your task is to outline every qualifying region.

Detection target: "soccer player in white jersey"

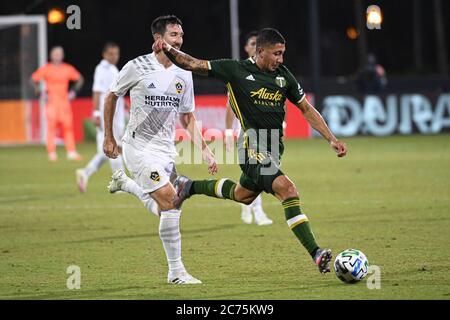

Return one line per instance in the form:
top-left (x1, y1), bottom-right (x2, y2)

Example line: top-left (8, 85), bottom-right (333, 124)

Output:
top-left (103, 15), bottom-right (217, 285)
top-left (76, 43), bottom-right (125, 193)
top-left (225, 31), bottom-right (273, 226)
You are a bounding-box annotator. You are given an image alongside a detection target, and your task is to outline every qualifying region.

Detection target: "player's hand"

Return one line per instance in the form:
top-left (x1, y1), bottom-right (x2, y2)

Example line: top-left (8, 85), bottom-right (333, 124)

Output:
top-left (152, 39), bottom-right (169, 54)
top-left (93, 115), bottom-right (101, 127)
top-left (103, 136), bottom-right (120, 159)
top-left (330, 140), bottom-right (347, 157)
top-left (92, 110), bottom-right (101, 127)
top-left (34, 87), bottom-right (41, 97)
top-left (203, 149), bottom-right (218, 175)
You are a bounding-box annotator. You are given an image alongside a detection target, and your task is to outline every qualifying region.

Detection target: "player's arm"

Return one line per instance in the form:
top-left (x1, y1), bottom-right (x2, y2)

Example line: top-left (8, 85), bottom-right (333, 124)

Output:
top-left (103, 61), bottom-right (138, 158)
top-left (103, 91), bottom-right (120, 159)
top-left (179, 112), bottom-right (218, 175)
top-left (153, 39), bottom-right (209, 76)
top-left (30, 66), bottom-right (45, 96)
top-left (92, 91), bottom-right (102, 126)
top-left (296, 98), bottom-right (347, 157)
top-left (68, 75), bottom-right (84, 100)
top-left (73, 75), bottom-right (84, 92)
top-left (92, 67), bottom-right (106, 127)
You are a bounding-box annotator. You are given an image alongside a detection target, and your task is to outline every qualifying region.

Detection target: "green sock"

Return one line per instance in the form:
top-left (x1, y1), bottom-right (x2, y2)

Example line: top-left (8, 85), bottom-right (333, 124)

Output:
top-left (283, 197), bottom-right (319, 258)
top-left (190, 179), bottom-right (236, 200)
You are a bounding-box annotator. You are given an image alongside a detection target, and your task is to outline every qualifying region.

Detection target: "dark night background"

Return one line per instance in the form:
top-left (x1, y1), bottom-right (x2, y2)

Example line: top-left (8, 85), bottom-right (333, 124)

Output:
top-left (1, 0), bottom-right (449, 95)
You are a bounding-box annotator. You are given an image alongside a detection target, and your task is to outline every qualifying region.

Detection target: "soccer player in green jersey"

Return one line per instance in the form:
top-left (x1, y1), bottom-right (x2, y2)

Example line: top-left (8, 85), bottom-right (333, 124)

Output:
top-left (225, 31), bottom-right (273, 226)
top-left (153, 28), bottom-right (348, 274)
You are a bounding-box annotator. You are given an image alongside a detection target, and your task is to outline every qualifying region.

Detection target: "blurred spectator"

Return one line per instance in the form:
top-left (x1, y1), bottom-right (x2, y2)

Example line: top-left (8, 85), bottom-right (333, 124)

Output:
top-left (355, 53), bottom-right (387, 94)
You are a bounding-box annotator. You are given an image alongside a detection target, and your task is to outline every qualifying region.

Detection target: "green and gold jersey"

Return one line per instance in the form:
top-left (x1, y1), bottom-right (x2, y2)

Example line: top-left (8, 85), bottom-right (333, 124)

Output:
top-left (207, 58), bottom-right (305, 157)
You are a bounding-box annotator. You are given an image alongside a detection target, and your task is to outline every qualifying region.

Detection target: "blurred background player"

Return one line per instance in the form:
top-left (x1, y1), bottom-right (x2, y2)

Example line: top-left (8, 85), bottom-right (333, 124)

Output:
top-left (225, 31), bottom-right (273, 226)
top-left (76, 42), bottom-right (126, 193)
top-left (355, 53), bottom-right (387, 94)
top-left (31, 46), bottom-right (84, 161)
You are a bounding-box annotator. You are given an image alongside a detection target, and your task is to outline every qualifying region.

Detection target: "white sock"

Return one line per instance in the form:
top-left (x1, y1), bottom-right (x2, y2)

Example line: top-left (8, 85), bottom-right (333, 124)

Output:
top-left (250, 194), bottom-right (263, 210)
top-left (109, 155), bottom-right (124, 173)
top-left (241, 203), bottom-right (251, 213)
top-left (159, 209), bottom-right (185, 274)
top-left (121, 178), bottom-right (159, 216)
top-left (84, 153), bottom-right (108, 178)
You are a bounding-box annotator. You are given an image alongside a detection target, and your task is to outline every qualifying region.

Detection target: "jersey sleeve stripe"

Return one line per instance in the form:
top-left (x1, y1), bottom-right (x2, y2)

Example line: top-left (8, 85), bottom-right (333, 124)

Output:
top-left (136, 57), bottom-right (149, 71)
top-left (226, 83), bottom-right (245, 131)
top-left (297, 94), bottom-right (306, 104)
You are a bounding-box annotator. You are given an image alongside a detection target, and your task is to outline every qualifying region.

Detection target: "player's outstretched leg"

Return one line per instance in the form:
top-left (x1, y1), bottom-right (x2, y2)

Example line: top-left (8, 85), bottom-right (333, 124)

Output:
top-left (273, 176), bottom-right (332, 274)
top-left (173, 176), bottom-right (238, 208)
top-left (108, 170), bottom-right (159, 216)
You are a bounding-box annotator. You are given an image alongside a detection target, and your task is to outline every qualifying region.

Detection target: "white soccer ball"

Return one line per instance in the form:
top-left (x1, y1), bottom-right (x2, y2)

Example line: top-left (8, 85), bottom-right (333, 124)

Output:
top-left (334, 249), bottom-right (369, 284)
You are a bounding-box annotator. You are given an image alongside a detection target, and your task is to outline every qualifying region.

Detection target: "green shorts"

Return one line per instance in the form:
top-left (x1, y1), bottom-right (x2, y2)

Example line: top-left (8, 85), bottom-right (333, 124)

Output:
top-left (238, 150), bottom-right (284, 194)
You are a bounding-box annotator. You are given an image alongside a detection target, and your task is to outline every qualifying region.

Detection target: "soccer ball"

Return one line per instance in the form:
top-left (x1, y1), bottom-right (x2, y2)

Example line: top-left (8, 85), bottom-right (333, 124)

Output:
top-left (334, 249), bottom-right (369, 284)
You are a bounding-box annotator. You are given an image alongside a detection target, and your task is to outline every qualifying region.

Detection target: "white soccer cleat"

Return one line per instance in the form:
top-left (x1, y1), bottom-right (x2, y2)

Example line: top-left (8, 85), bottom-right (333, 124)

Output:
top-left (107, 169), bottom-right (128, 193)
top-left (241, 204), bottom-right (253, 224)
top-left (67, 151), bottom-right (82, 161)
top-left (48, 152), bottom-right (58, 162)
top-left (168, 271), bottom-right (202, 285)
top-left (253, 208), bottom-right (273, 226)
top-left (76, 169), bottom-right (88, 193)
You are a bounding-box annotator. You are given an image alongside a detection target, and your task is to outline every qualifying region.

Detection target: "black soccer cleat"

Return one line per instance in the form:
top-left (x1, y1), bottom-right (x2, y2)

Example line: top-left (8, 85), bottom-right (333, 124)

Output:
top-left (173, 175), bottom-right (193, 209)
top-left (314, 248), bottom-right (332, 274)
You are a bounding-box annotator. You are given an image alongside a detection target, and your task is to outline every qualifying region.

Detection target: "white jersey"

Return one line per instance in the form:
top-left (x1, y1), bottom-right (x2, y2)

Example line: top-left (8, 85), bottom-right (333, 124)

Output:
top-left (93, 59), bottom-right (125, 131)
top-left (110, 53), bottom-right (195, 158)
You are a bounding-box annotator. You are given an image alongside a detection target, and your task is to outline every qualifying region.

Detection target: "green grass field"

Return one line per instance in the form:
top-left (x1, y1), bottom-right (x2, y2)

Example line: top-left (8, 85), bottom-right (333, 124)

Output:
top-left (1, 134), bottom-right (449, 300)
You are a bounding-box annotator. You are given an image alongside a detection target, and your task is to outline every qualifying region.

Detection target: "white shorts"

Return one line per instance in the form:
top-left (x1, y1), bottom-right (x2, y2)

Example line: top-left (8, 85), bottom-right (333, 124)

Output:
top-left (122, 141), bottom-right (177, 194)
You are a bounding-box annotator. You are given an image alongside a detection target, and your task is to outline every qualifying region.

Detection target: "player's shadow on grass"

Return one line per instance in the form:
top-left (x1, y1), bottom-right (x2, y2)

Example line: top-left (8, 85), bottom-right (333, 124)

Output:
top-left (1, 285), bottom-right (146, 300)
top-left (0, 194), bottom-right (74, 204)
top-left (67, 224), bottom-right (238, 244)
top-left (204, 282), bottom-right (349, 299)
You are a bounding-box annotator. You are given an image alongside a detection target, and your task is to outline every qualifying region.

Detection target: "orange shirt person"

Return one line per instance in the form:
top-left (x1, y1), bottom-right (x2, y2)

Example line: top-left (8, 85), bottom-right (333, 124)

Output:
top-left (31, 46), bottom-right (84, 161)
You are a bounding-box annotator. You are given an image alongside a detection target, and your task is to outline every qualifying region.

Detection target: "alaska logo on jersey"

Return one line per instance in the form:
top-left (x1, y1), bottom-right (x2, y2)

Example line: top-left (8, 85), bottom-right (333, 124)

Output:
top-left (250, 88), bottom-right (284, 107)
top-left (150, 171), bottom-right (160, 182)
top-left (175, 82), bottom-right (183, 94)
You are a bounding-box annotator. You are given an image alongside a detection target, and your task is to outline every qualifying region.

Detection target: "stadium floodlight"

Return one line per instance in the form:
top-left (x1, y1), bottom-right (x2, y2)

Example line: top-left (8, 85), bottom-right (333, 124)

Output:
top-left (346, 26), bottom-right (359, 40)
top-left (47, 8), bottom-right (65, 24)
top-left (366, 5), bottom-right (382, 30)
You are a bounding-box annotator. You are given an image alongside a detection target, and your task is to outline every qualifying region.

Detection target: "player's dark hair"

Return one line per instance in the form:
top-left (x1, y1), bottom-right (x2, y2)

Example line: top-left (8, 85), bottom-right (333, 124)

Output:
top-left (151, 15), bottom-right (183, 36)
top-left (244, 31), bottom-right (258, 45)
top-left (102, 42), bottom-right (119, 53)
top-left (256, 28), bottom-right (285, 48)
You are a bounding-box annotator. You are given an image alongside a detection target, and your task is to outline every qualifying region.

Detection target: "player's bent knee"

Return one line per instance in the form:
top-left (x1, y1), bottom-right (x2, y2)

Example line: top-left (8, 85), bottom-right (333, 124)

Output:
top-left (273, 179), bottom-right (298, 200)
top-left (151, 184), bottom-right (177, 211)
top-left (285, 184), bottom-right (299, 198)
top-left (233, 188), bottom-right (258, 205)
top-left (240, 197), bottom-right (254, 205)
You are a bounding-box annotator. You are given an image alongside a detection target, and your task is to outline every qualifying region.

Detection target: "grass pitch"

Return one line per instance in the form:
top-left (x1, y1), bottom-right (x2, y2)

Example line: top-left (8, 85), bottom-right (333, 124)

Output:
top-left (0, 134), bottom-right (449, 299)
